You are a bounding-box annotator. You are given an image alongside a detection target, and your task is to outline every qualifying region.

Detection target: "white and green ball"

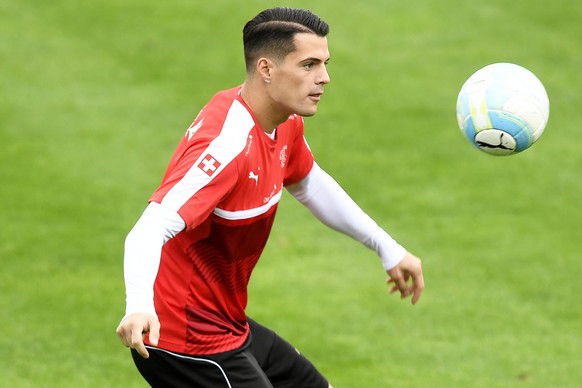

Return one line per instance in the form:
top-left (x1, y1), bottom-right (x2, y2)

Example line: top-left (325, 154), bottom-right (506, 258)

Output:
top-left (456, 63), bottom-right (550, 156)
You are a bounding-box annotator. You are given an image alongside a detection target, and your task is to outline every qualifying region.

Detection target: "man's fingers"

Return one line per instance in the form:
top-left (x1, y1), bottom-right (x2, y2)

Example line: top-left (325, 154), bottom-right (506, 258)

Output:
top-left (149, 319), bottom-right (161, 346)
top-left (116, 313), bottom-right (160, 359)
top-left (130, 325), bottom-right (150, 359)
top-left (116, 324), bottom-right (150, 358)
top-left (116, 330), bottom-right (129, 348)
top-left (393, 276), bottom-right (410, 297)
top-left (386, 252), bottom-right (424, 304)
top-left (388, 272), bottom-right (419, 300)
top-left (134, 341), bottom-right (150, 359)
top-left (410, 273), bottom-right (425, 305)
top-left (386, 272), bottom-right (408, 296)
top-left (411, 289), bottom-right (422, 304)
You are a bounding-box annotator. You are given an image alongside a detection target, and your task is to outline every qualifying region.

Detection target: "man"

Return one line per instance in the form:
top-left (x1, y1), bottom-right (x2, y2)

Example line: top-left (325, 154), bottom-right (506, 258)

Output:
top-left (116, 7), bottom-right (424, 388)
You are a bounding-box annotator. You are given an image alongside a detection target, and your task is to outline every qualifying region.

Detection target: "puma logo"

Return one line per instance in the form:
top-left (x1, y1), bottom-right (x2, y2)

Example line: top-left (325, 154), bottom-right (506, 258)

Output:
top-left (476, 132), bottom-right (514, 151)
top-left (248, 171), bottom-right (259, 185)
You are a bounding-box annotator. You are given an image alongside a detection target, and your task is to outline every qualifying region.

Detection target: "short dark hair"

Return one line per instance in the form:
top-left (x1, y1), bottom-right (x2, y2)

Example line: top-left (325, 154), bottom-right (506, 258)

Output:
top-left (242, 7), bottom-right (330, 72)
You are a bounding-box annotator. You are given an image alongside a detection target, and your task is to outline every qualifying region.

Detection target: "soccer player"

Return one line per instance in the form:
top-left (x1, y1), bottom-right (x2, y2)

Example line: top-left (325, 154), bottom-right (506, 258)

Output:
top-left (116, 7), bottom-right (424, 388)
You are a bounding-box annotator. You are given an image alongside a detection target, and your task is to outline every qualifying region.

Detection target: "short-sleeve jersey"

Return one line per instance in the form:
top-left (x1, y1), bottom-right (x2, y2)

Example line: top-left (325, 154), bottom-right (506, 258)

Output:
top-left (148, 86), bottom-right (314, 355)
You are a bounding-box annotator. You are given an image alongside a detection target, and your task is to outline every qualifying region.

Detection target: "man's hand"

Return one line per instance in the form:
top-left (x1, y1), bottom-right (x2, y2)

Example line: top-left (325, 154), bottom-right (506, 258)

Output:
top-left (116, 313), bottom-right (160, 359)
top-left (386, 251), bottom-right (424, 304)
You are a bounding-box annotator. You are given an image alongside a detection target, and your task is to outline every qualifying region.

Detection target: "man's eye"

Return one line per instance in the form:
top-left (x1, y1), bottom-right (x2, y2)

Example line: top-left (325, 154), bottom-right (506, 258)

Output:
top-left (304, 63), bottom-right (313, 69)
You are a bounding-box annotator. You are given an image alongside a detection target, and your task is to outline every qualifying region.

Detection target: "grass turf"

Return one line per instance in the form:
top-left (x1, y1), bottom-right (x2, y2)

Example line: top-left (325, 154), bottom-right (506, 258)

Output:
top-left (1, 0), bottom-right (581, 386)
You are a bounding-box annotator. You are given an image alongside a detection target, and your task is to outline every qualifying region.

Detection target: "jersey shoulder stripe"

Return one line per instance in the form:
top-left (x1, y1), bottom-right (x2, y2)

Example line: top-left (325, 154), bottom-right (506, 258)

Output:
top-left (160, 99), bottom-right (255, 212)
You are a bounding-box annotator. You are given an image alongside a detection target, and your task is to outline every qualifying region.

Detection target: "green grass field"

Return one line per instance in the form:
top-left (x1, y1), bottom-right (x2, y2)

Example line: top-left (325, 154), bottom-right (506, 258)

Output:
top-left (1, 0), bottom-right (581, 386)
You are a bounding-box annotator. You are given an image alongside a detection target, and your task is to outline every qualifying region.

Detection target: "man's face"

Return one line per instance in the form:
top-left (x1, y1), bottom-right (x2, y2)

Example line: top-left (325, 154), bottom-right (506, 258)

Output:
top-left (267, 33), bottom-right (331, 118)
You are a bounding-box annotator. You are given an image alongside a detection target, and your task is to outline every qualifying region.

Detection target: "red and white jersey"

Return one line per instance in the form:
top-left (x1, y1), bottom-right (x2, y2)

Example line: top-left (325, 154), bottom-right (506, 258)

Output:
top-left (148, 87), bottom-right (314, 355)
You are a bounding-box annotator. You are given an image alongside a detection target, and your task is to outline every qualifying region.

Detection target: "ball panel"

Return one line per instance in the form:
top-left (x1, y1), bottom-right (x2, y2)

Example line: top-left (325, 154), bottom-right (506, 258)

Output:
top-left (503, 95), bottom-right (548, 140)
top-left (488, 110), bottom-right (532, 152)
top-left (461, 115), bottom-right (478, 145)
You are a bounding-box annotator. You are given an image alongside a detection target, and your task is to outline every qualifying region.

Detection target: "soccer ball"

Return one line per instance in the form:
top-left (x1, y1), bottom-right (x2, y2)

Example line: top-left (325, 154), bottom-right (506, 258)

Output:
top-left (456, 63), bottom-right (550, 156)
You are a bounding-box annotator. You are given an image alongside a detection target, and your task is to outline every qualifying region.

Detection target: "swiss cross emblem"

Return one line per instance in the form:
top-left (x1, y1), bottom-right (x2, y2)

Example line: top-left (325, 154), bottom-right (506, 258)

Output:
top-left (198, 154), bottom-right (221, 176)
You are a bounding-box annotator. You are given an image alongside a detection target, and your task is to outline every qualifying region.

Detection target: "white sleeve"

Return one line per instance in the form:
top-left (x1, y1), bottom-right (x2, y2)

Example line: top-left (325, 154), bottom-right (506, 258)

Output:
top-left (286, 163), bottom-right (406, 270)
top-left (123, 202), bottom-right (186, 317)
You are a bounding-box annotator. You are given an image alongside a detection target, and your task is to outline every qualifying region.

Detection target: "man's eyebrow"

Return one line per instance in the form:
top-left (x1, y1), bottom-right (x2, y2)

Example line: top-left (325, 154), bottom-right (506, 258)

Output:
top-left (301, 57), bottom-right (331, 63)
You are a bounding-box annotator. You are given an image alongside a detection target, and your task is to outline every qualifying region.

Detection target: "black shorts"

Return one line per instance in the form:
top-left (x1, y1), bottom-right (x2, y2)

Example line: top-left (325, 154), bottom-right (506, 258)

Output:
top-left (131, 318), bottom-right (329, 388)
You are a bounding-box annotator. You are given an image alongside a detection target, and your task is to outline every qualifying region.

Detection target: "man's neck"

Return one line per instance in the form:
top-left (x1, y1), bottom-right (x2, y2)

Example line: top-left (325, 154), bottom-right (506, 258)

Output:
top-left (240, 81), bottom-right (287, 134)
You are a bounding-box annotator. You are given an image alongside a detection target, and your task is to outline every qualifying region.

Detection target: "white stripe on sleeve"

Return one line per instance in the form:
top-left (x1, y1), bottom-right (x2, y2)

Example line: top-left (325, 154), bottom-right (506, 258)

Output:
top-left (161, 100), bottom-right (255, 212)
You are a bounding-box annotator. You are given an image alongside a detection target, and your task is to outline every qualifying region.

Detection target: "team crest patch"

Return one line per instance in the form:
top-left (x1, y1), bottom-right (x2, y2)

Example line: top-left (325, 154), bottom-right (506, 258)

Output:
top-left (198, 154), bottom-right (221, 177)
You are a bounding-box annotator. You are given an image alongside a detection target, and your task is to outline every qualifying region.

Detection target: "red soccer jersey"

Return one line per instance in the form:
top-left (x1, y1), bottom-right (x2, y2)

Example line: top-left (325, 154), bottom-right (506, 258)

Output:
top-left (148, 87), bottom-right (314, 355)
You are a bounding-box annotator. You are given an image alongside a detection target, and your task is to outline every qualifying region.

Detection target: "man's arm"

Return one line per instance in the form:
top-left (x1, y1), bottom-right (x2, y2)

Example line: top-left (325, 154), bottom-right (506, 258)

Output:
top-left (286, 163), bottom-right (424, 303)
top-left (115, 202), bottom-right (185, 358)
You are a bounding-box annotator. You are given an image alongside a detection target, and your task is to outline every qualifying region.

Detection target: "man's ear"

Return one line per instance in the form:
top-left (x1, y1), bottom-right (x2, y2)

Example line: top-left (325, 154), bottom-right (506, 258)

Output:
top-left (257, 57), bottom-right (272, 82)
